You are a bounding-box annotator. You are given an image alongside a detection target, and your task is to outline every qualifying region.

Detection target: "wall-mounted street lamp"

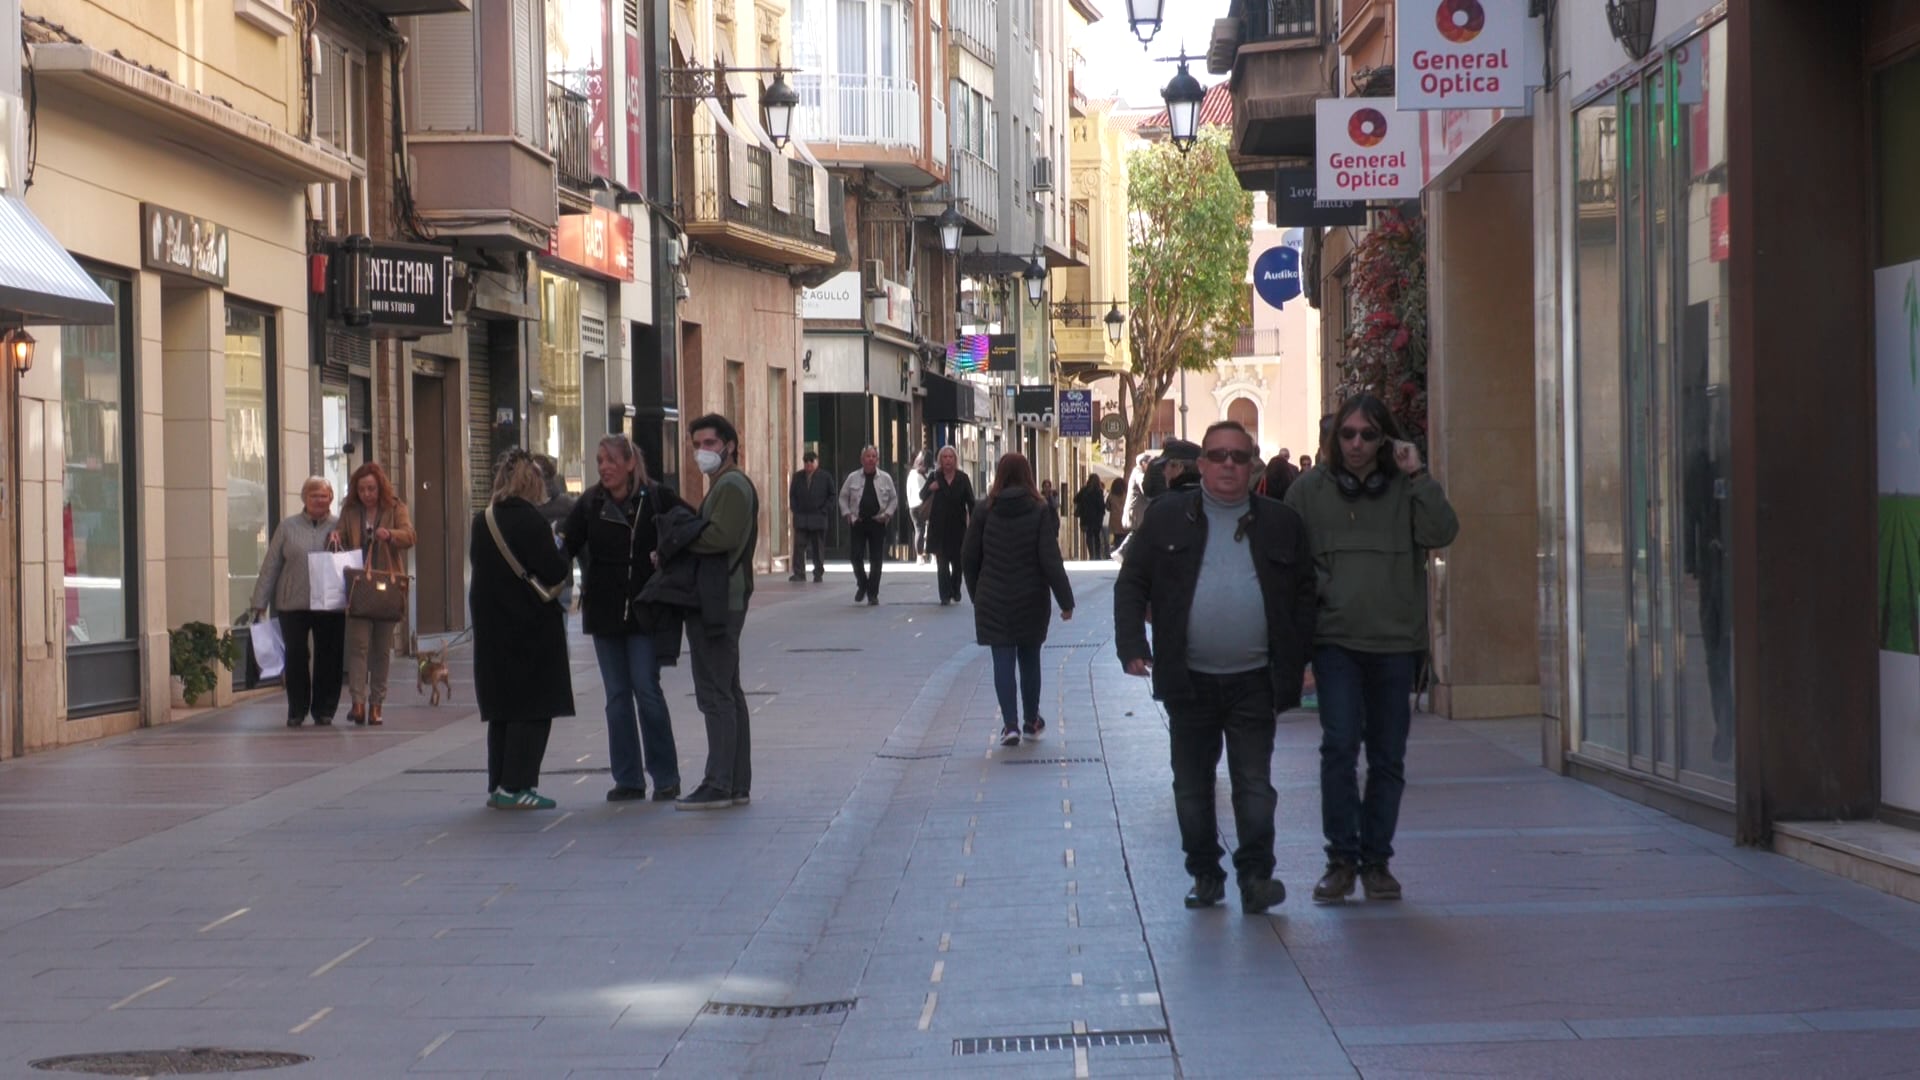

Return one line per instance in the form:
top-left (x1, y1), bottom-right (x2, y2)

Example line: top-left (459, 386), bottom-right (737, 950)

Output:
top-left (1124, 0), bottom-right (1162, 47)
top-left (1605, 0), bottom-right (1656, 59)
top-left (662, 60), bottom-right (805, 150)
top-left (4, 327), bottom-right (35, 375)
top-left (937, 202), bottom-right (965, 254)
top-left (1104, 301), bottom-right (1126, 345)
top-left (1024, 253), bottom-right (1048, 307)
top-left (1160, 55), bottom-right (1207, 153)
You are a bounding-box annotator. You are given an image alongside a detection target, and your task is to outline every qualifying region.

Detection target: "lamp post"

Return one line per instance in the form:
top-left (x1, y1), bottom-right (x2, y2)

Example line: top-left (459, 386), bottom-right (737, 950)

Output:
top-left (1024, 254), bottom-right (1047, 307)
top-left (760, 70), bottom-right (800, 148)
top-left (4, 327), bottom-right (33, 375)
top-left (937, 202), bottom-right (964, 254)
top-left (1103, 301), bottom-right (1125, 345)
top-left (1604, 0), bottom-right (1657, 59)
top-left (1161, 57), bottom-right (1206, 153)
top-left (663, 60), bottom-right (807, 148)
top-left (1124, 0), bottom-right (1162, 47)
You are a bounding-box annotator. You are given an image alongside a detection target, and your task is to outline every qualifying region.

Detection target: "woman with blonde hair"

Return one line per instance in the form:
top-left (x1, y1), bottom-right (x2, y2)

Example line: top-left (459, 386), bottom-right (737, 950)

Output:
top-left (469, 449), bottom-right (576, 809)
top-left (251, 477), bottom-right (345, 727)
top-left (335, 461), bottom-right (416, 726)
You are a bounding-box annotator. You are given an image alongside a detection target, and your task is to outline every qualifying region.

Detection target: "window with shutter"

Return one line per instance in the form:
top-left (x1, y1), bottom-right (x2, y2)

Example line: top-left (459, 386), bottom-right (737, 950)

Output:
top-left (408, 14), bottom-right (478, 132)
top-left (513, 0), bottom-right (541, 145)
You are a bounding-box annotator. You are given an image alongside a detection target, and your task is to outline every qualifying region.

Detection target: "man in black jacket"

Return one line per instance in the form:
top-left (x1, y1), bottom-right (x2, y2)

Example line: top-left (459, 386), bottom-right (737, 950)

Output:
top-left (787, 451), bottom-right (835, 582)
top-left (1114, 420), bottom-right (1316, 915)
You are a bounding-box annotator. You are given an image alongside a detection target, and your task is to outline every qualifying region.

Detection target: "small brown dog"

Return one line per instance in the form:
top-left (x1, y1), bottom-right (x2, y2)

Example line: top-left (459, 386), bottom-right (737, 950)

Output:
top-left (417, 644), bottom-right (454, 706)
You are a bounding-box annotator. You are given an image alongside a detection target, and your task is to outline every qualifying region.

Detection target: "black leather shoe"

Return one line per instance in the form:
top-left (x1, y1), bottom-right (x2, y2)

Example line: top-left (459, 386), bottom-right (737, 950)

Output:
top-left (286, 715), bottom-right (305, 728)
top-left (313, 715), bottom-right (334, 726)
top-left (812, 573), bottom-right (823, 583)
top-left (788, 574), bottom-right (805, 582)
top-left (650, 785), bottom-right (681, 802)
top-left (1184, 877), bottom-right (1226, 909)
top-left (605, 786), bottom-right (647, 802)
top-left (855, 587), bottom-right (867, 603)
top-left (867, 594), bottom-right (879, 606)
top-left (1313, 862), bottom-right (1358, 904)
top-left (1359, 863), bottom-right (1403, 901)
top-left (1241, 877), bottom-right (1287, 914)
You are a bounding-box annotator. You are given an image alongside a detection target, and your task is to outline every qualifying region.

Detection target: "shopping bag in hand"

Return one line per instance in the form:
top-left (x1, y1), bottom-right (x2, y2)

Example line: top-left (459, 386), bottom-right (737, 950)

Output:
top-left (249, 618), bottom-right (286, 679)
top-left (308, 549), bottom-right (364, 612)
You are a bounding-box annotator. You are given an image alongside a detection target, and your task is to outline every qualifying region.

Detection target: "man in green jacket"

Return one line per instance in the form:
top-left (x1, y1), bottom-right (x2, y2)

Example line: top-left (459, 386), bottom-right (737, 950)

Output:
top-left (677, 413), bottom-right (759, 811)
top-left (1285, 394), bottom-right (1459, 903)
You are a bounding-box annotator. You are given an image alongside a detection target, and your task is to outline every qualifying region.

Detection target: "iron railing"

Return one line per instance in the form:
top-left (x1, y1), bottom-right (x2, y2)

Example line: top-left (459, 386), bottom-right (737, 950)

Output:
top-left (950, 0), bottom-right (997, 61)
top-left (953, 146), bottom-right (998, 233)
top-left (678, 133), bottom-right (827, 248)
top-left (1070, 200), bottom-right (1091, 259)
top-left (793, 74), bottom-right (922, 149)
top-left (1052, 300), bottom-right (1104, 329)
top-left (547, 81), bottom-right (592, 190)
top-left (1255, 0), bottom-right (1318, 40)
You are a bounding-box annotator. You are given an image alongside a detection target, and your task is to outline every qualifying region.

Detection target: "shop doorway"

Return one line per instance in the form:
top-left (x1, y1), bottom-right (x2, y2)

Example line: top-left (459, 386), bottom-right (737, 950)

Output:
top-left (413, 370), bottom-right (451, 635)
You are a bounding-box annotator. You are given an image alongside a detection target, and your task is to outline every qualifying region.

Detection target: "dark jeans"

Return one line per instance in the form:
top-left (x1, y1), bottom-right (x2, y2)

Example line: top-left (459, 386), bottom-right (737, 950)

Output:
top-left (487, 718), bottom-right (553, 792)
top-left (850, 520), bottom-right (887, 595)
top-left (793, 527), bottom-right (825, 577)
top-left (687, 607), bottom-right (751, 795)
top-left (990, 643), bottom-right (1042, 730)
top-left (1167, 669), bottom-right (1278, 883)
top-left (278, 609), bottom-right (345, 721)
top-left (934, 546), bottom-right (962, 603)
top-left (1314, 645), bottom-right (1418, 866)
top-left (1079, 524), bottom-right (1104, 560)
top-left (592, 633), bottom-right (679, 792)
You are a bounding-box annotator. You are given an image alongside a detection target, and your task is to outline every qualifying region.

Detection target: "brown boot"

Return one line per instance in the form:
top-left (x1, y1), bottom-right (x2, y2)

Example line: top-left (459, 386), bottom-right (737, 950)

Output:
top-left (348, 702), bottom-right (366, 725)
top-left (1311, 862), bottom-right (1358, 904)
top-left (368, 704), bottom-right (383, 726)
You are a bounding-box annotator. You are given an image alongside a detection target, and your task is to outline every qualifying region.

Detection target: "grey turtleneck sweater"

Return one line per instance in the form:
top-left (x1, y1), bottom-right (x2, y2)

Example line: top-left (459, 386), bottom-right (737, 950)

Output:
top-left (1186, 487), bottom-right (1269, 675)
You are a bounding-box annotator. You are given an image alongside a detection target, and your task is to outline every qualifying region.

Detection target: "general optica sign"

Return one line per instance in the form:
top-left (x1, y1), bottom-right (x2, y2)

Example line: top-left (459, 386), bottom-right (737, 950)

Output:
top-left (1315, 99), bottom-right (1424, 201)
top-left (1397, 0), bottom-right (1527, 111)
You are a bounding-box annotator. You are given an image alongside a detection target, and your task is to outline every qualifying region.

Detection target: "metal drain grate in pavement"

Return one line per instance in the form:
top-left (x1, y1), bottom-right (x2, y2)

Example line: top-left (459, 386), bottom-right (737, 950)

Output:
top-left (31, 1048), bottom-right (311, 1074)
top-left (953, 1030), bottom-right (1171, 1056)
top-left (1002, 757), bottom-right (1103, 765)
top-left (875, 751), bottom-right (947, 760)
top-left (786, 647), bottom-right (863, 653)
top-left (1042, 643), bottom-right (1100, 649)
top-left (703, 999), bottom-right (856, 1019)
top-left (403, 767), bottom-right (607, 775)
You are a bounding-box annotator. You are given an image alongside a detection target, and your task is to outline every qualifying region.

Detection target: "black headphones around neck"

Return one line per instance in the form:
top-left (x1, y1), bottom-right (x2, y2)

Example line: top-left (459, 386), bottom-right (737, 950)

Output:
top-left (1333, 462), bottom-right (1394, 500)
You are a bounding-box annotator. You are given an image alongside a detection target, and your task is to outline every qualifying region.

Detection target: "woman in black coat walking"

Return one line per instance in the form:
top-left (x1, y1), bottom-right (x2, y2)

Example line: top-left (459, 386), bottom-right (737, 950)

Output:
top-left (962, 453), bottom-right (1075, 747)
top-left (471, 449), bottom-right (576, 809)
top-left (921, 445), bottom-right (977, 605)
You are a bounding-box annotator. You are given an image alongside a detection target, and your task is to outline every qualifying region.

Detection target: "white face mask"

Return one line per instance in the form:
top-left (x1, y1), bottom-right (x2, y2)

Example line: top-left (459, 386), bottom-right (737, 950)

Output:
top-left (694, 449), bottom-right (725, 475)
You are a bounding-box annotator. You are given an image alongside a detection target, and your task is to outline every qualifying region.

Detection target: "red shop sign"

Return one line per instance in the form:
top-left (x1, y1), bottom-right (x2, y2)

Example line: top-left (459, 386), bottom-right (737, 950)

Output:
top-left (551, 206), bottom-right (635, 281)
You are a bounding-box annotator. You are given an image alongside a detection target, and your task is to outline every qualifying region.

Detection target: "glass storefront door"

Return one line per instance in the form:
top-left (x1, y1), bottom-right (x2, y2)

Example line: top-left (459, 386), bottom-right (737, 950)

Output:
top-left (225, 304), bottom-right (278, 627)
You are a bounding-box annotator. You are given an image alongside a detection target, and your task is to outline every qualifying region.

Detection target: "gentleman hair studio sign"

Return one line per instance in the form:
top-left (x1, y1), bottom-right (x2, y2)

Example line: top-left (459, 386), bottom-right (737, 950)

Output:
top-left (332, 238), bottom-right (455, 335)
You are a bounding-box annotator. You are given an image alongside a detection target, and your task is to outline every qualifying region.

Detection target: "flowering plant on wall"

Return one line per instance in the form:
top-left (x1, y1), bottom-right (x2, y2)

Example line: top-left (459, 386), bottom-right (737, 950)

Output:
top-left (1338, 210), bottom-right (1429, 446)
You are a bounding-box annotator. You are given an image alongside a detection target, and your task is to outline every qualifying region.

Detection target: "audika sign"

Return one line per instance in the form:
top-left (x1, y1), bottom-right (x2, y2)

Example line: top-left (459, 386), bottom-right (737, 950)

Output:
top-left (1253, 245), bottom-right (1301, 310)
top-left (1397, 0), bottom-right (1527, 110)
top-left (1315, 99), bottom-right (1424, 201)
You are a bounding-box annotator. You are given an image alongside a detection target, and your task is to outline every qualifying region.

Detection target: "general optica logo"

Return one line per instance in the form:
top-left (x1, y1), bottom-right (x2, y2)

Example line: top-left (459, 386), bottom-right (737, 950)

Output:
top-left (1348, 108), bottom-right (1388, 148)
top-left (1436, 0), bottom-right (1485, 43)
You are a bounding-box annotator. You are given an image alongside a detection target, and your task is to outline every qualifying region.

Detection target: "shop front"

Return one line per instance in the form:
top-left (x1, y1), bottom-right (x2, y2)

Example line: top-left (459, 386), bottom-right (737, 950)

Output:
top-left (538, 206), bottom-right (635, 494)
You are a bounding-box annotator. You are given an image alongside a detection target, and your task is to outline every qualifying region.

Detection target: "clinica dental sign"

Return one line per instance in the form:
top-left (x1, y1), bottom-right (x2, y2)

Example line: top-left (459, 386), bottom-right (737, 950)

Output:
top-left (1396, 0), bottom-right (1527, 110)
top-left (1315, 99), bottom-right (1425, 201)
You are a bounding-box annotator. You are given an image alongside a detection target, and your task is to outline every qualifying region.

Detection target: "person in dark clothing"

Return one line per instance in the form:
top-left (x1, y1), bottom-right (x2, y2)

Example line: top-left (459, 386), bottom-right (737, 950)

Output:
top-left (920, 445), bottom-right (976, 606)
top-left (963, 453), bottom-right (1075, 747)
top-left (1114, 420), bottom-right (1316, 916)
top-left (676, 413), bottom-right (760, 810)
top-left (561, 434), bottom-right (683, 804)
top-left (788, 450), bottom-right (835, 582)
top-left (471, 450), bottom-right (576, 810)
top-left (1260, 450), bottom-right (1301, 502)
top-left (532, 454), bottom-right (577, 608)
top-left (1152, 439), bottom-right (1203, 501)
top-left (1073, 475), bottom-right (1109, 559)
top-left (837, 445), bottom-right (899, 606)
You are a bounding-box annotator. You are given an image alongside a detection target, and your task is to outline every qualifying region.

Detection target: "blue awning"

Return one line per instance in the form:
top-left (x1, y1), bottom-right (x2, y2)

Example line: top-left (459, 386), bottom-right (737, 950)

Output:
top-left (0, 194), bottom-right (113, 325)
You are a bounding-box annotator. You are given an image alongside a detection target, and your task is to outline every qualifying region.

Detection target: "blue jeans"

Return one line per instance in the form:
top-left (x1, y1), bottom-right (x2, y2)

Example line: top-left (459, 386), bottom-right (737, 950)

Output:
top-left (592, 634), bottom-right (679, 792)
top-left (1314, 645), bottom-right (1418, 866)
top-left (991, 643), bottom-right (1042, 730)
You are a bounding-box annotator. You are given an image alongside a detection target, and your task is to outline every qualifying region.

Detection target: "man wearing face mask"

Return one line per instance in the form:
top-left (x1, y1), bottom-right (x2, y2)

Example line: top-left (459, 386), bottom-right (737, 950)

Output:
top-left (838, 446), bottom-right (898, 607)
top-left (675, 413), bottom-right (760, 811)
top-left (1286, 394), bottom-right (1458, 903)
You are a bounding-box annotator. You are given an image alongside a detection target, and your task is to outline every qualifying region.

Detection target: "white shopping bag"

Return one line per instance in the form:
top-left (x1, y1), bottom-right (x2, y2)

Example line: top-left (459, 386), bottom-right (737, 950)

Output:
top-left (307, 549), bottom-right (364, 612)
top-left (250, 619), bottom-right (286, 679)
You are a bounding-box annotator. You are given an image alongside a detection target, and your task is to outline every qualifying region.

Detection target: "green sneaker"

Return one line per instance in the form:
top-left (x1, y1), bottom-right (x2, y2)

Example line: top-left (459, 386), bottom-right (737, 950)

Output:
top-left (488, 789), bottom-right (557, 810)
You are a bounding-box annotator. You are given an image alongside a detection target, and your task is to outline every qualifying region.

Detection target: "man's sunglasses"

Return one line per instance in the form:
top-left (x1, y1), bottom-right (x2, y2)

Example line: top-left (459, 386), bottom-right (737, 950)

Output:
top-left (1339, 427), bottom-right (1382, 443)
top-left (1202, 448), bottom-right (1255, 465)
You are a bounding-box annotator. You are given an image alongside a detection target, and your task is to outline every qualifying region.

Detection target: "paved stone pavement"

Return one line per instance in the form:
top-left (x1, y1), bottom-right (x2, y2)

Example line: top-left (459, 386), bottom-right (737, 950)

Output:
top-left (5, 562), bottom-right (1920, 1078)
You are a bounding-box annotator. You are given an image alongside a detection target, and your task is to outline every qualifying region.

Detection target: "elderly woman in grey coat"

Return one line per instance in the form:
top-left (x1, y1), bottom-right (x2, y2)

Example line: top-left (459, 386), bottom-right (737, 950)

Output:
top-left (251, 477), bottom-right (345, 728)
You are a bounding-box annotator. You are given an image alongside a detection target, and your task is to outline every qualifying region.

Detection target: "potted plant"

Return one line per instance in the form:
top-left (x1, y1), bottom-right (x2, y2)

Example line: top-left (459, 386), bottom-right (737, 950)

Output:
top-left (169, 621), bottom-right (240, 706)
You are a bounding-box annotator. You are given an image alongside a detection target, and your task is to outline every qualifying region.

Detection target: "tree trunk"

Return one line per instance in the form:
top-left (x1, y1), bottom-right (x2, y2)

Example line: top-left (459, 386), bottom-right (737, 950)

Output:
top-left (1119, 366), bottom-right (1177, 468)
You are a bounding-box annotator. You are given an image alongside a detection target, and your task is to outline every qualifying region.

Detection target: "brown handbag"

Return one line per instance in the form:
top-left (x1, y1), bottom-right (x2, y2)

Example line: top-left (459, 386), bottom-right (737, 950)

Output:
top-left (346, 538), bottom-right (410, 622)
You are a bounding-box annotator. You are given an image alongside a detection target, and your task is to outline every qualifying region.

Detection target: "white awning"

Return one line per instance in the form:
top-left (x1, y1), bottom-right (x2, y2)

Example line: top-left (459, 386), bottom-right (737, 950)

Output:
top-left (0, 194), bottom-right (113, 324)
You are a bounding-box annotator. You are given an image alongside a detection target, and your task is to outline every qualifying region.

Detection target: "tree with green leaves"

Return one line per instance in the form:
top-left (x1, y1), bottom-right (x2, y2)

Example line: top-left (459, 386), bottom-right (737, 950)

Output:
top-left (1119, 129), bottom-right (1253, 466)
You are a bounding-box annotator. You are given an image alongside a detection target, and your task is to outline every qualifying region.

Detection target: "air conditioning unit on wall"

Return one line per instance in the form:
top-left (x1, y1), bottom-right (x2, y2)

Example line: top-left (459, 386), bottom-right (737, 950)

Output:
top-left (1032, 156), bottom-right (1054, 193)
top-left (862, 259), bottom-right (886, 297)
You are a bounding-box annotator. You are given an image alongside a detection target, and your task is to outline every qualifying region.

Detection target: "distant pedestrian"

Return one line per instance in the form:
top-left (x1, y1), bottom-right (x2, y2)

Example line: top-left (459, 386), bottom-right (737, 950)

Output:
top-left (1298, 454), bottom-right (1312, 471)
top-left (788, 451), bottom-right (835, 582)
top-left (1152, 439), bottom-right (1203, 501)
top-left (906, 450), bottom-right (932, 563)
top-left (251, 477), bottom-right (345, 728)
top-left (674, 413), bottom-right (760, 810)
top-left (1040, 478), bottom-right (1058, 514)
top-left (532, 454), bottom-right (577, 609)
top-left (1115, 421), bottom-right (1315, 915)
top-left (838, 446), bottom-right (898, 606)
top-left (1258, 448), bottom-right (1300, 502)
top-left (1111, 450), bottom-right (1156, 560)
top-left (562, 434), bottom-right (683, 804)
top-left (963, 453), bottom-right (1074, 747)
top-left (1073, 475), bottom-right (1109, 559)
top-left (336, 462), bottom-right (415, 727)
top-left (471, 450), bottom-right (575, 810)
top-left (1106, 476), bottom-right (1128, 548)
top-left (920, 446), bottom-right (976, 606)
top-left (1286, 395), bottom-right (1459, 903)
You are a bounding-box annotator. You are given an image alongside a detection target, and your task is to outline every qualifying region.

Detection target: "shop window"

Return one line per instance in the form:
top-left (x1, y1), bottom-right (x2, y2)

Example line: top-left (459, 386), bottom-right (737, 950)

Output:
top-left (61, 271), bottom-right (141, 716)
top-left (533, 273), bottom-right (585, 491)
top-left (225, 304), bottom-right (279, 631)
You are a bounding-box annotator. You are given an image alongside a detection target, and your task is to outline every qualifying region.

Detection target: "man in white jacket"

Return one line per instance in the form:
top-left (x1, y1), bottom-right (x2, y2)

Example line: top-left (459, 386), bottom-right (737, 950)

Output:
top-left (838, 446), bottom-right (898, 606)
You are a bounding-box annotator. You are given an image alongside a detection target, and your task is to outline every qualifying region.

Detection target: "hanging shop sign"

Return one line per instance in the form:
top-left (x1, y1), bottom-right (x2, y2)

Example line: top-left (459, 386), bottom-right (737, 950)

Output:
top-left (1253, 245), bottom-right (1302, 309)
top-left (1098, 413), bottom-right (1127, 441)
top-left (986, 333), bottom-right (1018, 372)
top-left (1397, 0), bottom-right (1528, 111)
top-left (140, 203), bottom-right (228, 286)
top-left (1057, 389), bottom-right (1094, 437)
top-left (549, 205), bottom-right (634, 280)
top-left (1274, 169), bottom-right (1368, 227)
top-left (1315, 99), bottom-right (1424, 201)
top-left (328, 237), bottom-right (455, 335)
top-left (872, 278), bottom-right (915, 334)
top-left (803, 270), bottom-right (862, 320)
top-left (1014, 386), bottom-right (1056, 430)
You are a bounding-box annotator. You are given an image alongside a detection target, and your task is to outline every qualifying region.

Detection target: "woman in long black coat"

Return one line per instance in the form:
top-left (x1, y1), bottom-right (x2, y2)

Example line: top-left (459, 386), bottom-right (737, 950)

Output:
top-left (962, 452), bottom-right (1074, 747)
top-left (921, 445), bottom-right (977, 605)
top-left (471, 449), bottom-right (575, 809)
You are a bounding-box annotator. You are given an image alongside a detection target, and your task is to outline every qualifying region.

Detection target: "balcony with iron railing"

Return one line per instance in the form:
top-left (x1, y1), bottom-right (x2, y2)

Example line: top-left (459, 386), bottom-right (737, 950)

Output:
top-left (1070, 200), bottom-right (1090, 261)
top-left (794, 74), bottom-right (923, 151)
top-left (950, 0), bottom-right (996, 63)
top-left (1224, 0), bottom-right (1332, 160)
top-left (547, 81), bottom-right (593, 195)
top-left (1257, 0), bottom-right (1320, 41)
top-left (952, 146), bottom-right (998, 234)
top-left (677, 132), bottom-right (838, 267)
